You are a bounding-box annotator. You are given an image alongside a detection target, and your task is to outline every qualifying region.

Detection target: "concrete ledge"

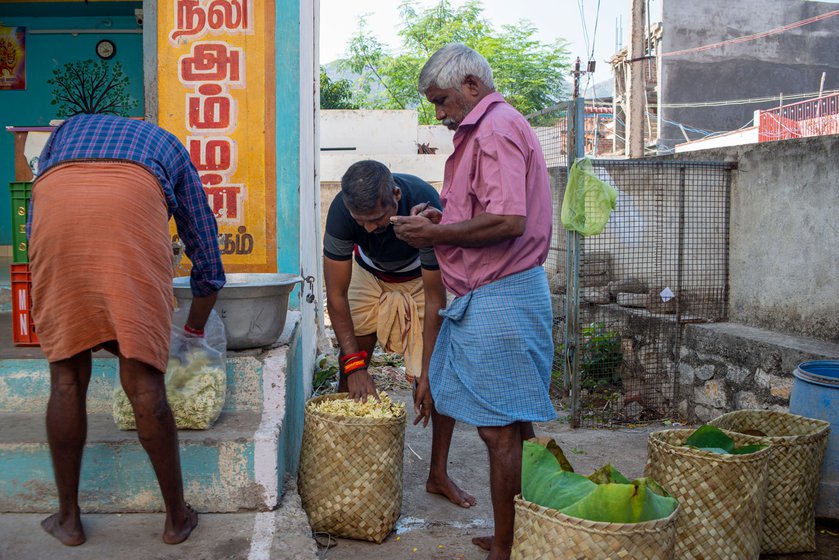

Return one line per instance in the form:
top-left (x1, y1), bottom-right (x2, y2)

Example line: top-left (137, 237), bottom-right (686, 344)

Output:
top-left (0, 356), bottom-right (265, 413)
top-left (679, 322), bottom-right (839, 421)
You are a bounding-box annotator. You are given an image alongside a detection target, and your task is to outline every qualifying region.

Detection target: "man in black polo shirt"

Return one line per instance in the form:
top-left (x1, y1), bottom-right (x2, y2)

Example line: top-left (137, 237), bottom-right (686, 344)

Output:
top-left (323, 159), bottom-right (475, 508)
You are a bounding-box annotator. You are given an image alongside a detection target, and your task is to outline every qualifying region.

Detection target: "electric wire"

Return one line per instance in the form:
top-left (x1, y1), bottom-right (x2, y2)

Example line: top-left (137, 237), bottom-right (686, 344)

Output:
top-left (589, 0), bottom-right (602, 63)
top-left (577, 0), bottom-right (591, 61)
top-left (655, 89), bottom-right (839, 109)
top-left (582, 0), bottom-right (603, 106)
top-left (662, 8), bottom-right (839, 57)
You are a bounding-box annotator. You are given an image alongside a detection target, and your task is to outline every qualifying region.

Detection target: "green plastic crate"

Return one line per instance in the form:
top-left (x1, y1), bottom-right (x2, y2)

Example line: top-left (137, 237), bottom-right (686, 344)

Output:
top-left (10, 182), bottom-right (32, 264)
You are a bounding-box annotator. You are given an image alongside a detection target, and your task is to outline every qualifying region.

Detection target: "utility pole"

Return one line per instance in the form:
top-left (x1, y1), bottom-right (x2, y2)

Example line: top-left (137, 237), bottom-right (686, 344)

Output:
top-left (626, 0), bottom-right (646, 157)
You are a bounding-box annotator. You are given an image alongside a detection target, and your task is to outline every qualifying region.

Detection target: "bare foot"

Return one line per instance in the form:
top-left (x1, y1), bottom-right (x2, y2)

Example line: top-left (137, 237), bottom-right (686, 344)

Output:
top-left (472, 535), bottom-right (493, 551)
top-left (426, 475), bottom-right (476, 508)
top-left (163, 504), bottom-right (198, 544)
top-left (41, 511), bottom-right (86, 546)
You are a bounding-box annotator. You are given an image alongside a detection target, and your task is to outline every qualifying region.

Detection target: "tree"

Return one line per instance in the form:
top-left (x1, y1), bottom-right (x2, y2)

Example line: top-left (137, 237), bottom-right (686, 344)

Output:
top-left (48, 59), bottom-right (137, 117)
top-left (320, 66), bottom-right (359, 109)
top-left (344, 0), bottom-right (570, 123)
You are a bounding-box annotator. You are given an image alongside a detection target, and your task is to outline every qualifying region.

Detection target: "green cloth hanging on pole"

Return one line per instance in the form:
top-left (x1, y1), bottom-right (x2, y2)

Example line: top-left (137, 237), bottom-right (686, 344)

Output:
top-left (561, 157), bottom-right (618, 236)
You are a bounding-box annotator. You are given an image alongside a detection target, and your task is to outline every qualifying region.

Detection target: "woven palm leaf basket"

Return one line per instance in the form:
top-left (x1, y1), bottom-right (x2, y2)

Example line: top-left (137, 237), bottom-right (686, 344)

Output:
top-left (511, 496), bottom-right (679, 560)
top-left (709, 409), bottom-right (829, 553)
top-left (298, 393), bottom-right (407, 543)
top-left (645, 429), bottom-right (771, 560)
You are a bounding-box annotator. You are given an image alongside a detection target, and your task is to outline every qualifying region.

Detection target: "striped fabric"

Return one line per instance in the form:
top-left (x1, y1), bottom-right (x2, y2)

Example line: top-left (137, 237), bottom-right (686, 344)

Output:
top-left (429, 267), bottom-right (556, 427)
top-left (33, 114), bottom-right (224, 296)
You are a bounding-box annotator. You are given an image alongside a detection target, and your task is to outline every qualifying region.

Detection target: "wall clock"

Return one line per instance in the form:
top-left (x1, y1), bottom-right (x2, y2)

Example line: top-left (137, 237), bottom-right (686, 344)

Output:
top-left (96, 39), bottom-right (116, 60)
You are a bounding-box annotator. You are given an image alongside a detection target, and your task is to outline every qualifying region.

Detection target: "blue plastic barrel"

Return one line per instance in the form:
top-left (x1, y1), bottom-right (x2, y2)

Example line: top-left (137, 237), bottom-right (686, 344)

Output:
top-left (790, 360), bottom-right (839, 519)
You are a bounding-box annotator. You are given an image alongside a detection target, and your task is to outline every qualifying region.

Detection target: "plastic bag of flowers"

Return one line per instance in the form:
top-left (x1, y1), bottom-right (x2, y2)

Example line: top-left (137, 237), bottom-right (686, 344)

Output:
top-left (113, 308), bottom-right (227, 430)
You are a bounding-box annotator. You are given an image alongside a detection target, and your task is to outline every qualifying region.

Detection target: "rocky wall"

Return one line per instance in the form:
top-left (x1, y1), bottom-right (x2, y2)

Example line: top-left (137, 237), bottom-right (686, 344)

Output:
top-left (678, 322), bottom-right (839, 422)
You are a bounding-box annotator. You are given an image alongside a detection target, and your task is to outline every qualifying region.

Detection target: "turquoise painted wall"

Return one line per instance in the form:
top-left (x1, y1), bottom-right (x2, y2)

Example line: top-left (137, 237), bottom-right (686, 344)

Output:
top-left (275, 0), bottom-right (301, 284)
top-left (282, 323), bottom-right (304, 474)
top-left (0, 3), bottom-right (143, 245)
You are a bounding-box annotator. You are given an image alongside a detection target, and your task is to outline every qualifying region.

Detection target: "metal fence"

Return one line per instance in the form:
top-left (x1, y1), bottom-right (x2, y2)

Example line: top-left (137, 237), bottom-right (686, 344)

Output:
top-left (533, 110), bottom-right (734, 426)
top-left (758, 92), bottom-right (839, 142)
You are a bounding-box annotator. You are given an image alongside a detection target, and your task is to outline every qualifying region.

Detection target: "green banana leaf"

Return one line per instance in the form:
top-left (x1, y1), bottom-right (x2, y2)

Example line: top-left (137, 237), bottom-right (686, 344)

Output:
top-left (561, 479), bottom-right (678, 523)
top-left (730, 444), bottom-right (766, 454)
top-left (531, 436), bottom-right (575, 472)
top-left (587, 463), bottom-right (630, 485)
top-left (522, 441), bottom-right (595, 511)
top-left (683, 425), bottom-right (766, 455)
top-left (522, 439), bottom-right (678, 523)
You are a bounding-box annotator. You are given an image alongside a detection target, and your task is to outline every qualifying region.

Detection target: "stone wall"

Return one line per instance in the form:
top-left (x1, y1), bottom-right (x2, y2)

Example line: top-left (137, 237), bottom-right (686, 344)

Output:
top-left (678, 322), bottom-right (839, 422)
top-left (552, 291), bottom-right (839, 423)
top-left (551, 294), bottom-right (680, 422)
top-left (672, 135), bottom-right (839, 343)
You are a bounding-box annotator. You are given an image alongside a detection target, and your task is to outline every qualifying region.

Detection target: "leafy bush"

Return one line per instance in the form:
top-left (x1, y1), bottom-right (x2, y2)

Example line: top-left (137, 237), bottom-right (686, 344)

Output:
top-left (580, 323), bottom-right (622, 390)
top-left (553, 323), bottom-right (623, 391)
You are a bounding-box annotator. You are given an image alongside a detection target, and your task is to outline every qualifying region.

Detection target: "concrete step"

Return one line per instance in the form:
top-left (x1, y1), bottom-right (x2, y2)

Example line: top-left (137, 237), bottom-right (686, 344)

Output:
top-left (0, 410), bottom-right (283, 513)
top-left (0, 477), bottom-right (320, 560)
top-left (0, 312), bottom-right (305, 514)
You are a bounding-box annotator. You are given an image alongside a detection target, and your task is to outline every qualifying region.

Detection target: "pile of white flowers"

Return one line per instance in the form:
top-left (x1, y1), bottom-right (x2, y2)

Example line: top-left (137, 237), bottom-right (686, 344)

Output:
top-left (312, 392), bottom-right (405, 419)
top-left (113, 350), bottom-right (226, 430)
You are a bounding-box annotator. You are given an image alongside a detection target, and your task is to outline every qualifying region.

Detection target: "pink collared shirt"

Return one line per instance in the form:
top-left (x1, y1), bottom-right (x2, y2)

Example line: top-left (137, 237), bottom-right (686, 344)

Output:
top-left (436, 92), bottom-right (552, 296)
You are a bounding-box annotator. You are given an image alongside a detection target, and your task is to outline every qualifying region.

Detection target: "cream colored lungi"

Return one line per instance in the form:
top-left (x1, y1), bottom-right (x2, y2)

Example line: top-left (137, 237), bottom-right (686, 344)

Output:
top-left (347, 260), bottom-right (425, 380)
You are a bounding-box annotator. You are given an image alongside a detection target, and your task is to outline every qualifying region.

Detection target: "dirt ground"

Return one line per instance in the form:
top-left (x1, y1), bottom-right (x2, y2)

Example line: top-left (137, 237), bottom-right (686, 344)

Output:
top-left (1, 387), bottom-right (836, 560)
top-left (313, 388), bottom-right (839, 560)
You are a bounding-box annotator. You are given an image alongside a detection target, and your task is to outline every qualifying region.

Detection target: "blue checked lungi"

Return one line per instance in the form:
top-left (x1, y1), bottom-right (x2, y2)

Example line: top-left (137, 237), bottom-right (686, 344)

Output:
top-left (429, 267), bottom-right (557, 426)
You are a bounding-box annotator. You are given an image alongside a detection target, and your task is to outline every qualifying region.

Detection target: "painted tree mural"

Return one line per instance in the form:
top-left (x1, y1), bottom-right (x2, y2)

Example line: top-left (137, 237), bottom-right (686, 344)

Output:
top-left (48, 59), bottom-right (137, 117)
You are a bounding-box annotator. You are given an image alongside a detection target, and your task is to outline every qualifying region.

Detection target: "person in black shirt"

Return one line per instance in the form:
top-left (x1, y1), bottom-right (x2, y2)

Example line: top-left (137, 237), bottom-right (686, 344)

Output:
top-left (323, 160), bottom-right (475, 508)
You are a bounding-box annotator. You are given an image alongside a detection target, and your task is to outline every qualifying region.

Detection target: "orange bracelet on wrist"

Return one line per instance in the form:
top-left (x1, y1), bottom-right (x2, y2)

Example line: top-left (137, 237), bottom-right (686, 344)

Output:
top-left (343, 359), bottom-right (368, 376)
top-left (340, 350), bottom-right (368, 377)
top-left (341, 350), bottom-right (368, 365)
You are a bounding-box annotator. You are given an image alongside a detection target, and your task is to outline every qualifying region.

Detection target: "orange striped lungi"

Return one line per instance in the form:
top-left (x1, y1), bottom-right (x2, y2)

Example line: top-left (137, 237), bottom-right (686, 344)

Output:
top-left (29, 161), bottom-right (173, 372)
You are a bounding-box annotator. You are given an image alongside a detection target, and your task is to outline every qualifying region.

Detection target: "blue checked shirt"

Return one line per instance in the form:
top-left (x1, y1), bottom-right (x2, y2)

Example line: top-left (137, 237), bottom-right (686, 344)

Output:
top-left (33, 114), bottom-right (225, 296)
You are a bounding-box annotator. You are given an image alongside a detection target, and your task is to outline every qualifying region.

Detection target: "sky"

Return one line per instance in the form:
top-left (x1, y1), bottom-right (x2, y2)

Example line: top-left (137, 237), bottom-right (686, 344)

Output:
top-left (319, 0), bottom-right (662, 85)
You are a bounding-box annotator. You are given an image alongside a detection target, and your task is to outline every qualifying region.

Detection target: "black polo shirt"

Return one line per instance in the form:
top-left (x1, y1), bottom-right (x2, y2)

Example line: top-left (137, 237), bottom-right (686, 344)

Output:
top-left (323, 173), bottom-right (441, 282)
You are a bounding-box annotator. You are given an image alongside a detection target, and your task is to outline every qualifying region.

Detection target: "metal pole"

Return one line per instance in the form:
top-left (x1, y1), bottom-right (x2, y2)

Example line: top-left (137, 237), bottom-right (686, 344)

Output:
top-left (564, 58), bottom-right (586, 429)
top-left (594, 114), bottom-right (599, 157)
top-left (671, 166), bottom-right (686, 418)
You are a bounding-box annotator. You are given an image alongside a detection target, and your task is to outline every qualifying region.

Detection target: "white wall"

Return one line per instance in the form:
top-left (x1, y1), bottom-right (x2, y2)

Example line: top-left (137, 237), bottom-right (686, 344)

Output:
top-left (321, 153), bottom-right (448, 183)
top-left (321, 110), bottom-right (418, 154)
top-left (675, 127), bottom-right (759, 153)
top-left (676, 135), bottom-right (839, 341)
top-left (320, 110), bottom-right (453, 183)
top-left (417, 125), bottom-right (455, 155)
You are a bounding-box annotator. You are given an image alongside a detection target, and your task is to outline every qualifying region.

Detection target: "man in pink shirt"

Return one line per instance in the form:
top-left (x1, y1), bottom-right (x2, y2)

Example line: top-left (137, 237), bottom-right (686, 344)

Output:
top-left (393, 44), bottom-right (555, 560)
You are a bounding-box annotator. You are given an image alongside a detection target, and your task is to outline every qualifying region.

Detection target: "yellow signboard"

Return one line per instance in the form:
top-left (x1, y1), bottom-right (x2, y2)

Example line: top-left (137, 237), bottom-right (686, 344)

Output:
top-left (159, 0), bottom-right (276, 273)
